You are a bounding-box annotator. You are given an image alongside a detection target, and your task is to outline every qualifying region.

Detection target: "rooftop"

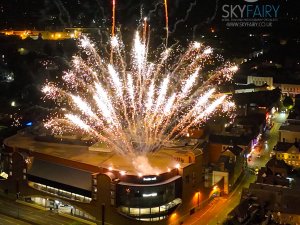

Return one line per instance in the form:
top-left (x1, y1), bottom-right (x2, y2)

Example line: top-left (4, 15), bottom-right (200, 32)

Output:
top-left (4, 132), bottom-right (200, 175)
top-left (209, 133), bottom-right (253, 146)
top-left (245, 183), bottom-right (300, 215)
top-left (274, 142), bottom-right (295, 152)
top-left (233, 89), bottom-right (280, 107)
top-left (279, 124), bottom-right (300, 132)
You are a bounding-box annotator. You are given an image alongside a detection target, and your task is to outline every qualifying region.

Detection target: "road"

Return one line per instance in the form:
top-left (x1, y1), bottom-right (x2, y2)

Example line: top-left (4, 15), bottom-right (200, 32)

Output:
top-left (0, 196), bottom-right (80, 225)
top-left (0, 213), bottom-right (31, 225)
top-left (248, 112), bottom-right (287, 170)
top-left (184, 112), bottom-right (287, 225)
top-left (184, 171), bottom-right (256, 225)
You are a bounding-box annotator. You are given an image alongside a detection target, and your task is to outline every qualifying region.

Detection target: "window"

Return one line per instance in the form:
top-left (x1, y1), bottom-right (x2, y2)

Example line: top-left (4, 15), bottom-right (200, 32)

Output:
top-left (185, 175), bottom-right (190, 184)
top-left (93, 178), bottom-right (97, 185)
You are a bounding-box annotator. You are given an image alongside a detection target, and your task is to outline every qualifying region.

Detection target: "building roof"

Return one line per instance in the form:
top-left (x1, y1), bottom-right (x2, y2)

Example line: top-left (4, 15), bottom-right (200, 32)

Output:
top-left (228, 198), bottom-right (252, 219)
top-left (233, 89), bottom-right (280, 107)
top-left (256, 167), bottom-right (290, 187)
top-left (235, 83), bottom-right (269, 90)
top-left (209, 134), bottom-right (252, 146)
top-left (274, 142), bottom-right (299, 153)
top-left (266, 157), bottom-right (290, 170)
top-left (4, 133), bottom-right (192, 175)
top-left (245, 183), bottom-right (300, 215)
top-left (235, 114), bottom-right (266, 126)
top-left (217, 155), bottom-right (234, 172)
top-left (28, 158), bottom-right (92, 191)
top-left (279, 124), bottom-right (300, 133)
top-left (287, 111), bottom-right (300, 123)
top-left (223, 145), bottom-right (243, 156)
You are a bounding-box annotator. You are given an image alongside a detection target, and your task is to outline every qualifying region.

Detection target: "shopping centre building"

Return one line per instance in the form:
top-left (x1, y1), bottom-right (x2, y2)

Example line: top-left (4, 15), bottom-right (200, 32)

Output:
top-left (0, 129), bottom-right (212, 225)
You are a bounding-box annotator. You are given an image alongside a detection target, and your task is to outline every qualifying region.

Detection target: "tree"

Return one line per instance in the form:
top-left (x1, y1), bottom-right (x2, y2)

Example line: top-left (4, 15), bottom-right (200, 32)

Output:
top-left (283, 96), bottom-right (294, 109)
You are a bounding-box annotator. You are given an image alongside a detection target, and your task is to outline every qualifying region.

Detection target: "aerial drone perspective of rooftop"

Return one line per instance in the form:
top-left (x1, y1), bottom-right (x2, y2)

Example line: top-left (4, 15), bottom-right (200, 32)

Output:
top-left (1, 0), bottom-right (300, 225)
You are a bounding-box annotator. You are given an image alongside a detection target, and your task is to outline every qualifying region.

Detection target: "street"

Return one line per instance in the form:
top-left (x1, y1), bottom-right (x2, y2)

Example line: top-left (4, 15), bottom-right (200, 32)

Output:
top-left (184, 112), bottom-right (287, 225)
top-left (0, 196), bottom-right (80, 225)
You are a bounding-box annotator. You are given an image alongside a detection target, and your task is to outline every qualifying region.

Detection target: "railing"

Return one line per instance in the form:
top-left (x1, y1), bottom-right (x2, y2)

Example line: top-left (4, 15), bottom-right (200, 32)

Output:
top-left (28, 181), bottom-right (92, 203)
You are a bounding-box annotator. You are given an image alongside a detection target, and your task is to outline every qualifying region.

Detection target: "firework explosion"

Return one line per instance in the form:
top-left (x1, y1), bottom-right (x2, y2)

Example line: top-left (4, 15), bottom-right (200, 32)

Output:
top-left (42, 32), bottom-right (237, 166)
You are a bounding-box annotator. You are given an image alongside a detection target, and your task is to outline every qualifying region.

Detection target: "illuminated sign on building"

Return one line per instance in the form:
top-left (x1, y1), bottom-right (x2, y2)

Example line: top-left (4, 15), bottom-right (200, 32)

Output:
top-left (143, 177), bottom-right (157, 181)
top-left (142, 193), bottom-right (157, 197)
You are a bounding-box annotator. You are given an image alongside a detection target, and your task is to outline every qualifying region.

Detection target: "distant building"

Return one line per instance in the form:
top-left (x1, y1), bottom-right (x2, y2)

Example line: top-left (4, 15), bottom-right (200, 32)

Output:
top-left (0, 29), bottom-right (81, 40)
top-left (279, 124), bottom-right (300, 143)
top-left (243, 183), bottom-right (300, 225)
top-left (234, 83), bottom-right (269, 94)
top-left (273, 142), bottom-right (300, 168)
top-left (275, 83), bottom-right (300, 98)
top-left (208, 134), bottom-right (249, 193)
top-left (0, 28), bottom-right (101, 41)
top-left (228, 183), bottom-right (300, 225)
top-left (246, 74), bottom-right (300, 98)
top-left (233, 89), bottom-right (281, 118)
top-left (228, 157), bottom-right (298, 224)
top-left (287, 110), bottom-right (300, 125)
top-left (256, 157), bottom-right (290, 186)
top-left (247, 75), bottom-right (273, 88)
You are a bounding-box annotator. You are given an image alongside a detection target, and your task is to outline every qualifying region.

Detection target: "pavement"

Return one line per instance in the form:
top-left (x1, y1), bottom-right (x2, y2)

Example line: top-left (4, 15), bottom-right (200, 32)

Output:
top-left (0, 193), bottom-right (81, 225)
top-left (0, 213), bottom-right (31, 225)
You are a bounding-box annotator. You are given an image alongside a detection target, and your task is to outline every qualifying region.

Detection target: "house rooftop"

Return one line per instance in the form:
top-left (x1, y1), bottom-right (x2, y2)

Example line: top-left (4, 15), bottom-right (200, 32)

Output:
top-left (245, 183), bottom-right (300, 215)
top-left (274, 142), bottom-right (296, 152)
top-left (279, 124), bottom-right (300, 132)
top-left (209, 134), bottom-right (252, 146)
top-left (266, 157), bottom-right (291, 170)
top-left (233, 89), bottom-right (280, 107)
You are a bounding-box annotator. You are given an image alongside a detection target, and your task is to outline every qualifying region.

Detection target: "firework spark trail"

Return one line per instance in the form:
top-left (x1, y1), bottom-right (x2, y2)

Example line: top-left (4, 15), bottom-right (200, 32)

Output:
top-left (192, 0), bottom-right (220, 39)
top-left (162, 88), bottom-right (215, 140)
top-left (53, 0), bottom-right (67, 27)
top-left (164, 0), bottom-right (169, 46)
top-left (170, 0), bottom-right (197, 34)
top-left (43, 32), bottom-right (237, 163)
top-left (94, 0), bottom-right (106, 19)
top-left (174, 95), bottom-right (227, 139)
top-left (142, 17), bottom-right (148, 44)
top-left (110, 0), bottom-right (116, 63)
top-left (53, 0), bottom-right (72, 27)
top-left (112, 0), bottom-right (116, 37)
top-left (147, 2), bottom-right (163, 19)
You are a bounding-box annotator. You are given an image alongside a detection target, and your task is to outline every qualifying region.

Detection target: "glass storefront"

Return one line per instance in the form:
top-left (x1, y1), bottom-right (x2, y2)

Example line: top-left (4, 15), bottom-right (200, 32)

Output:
top-left (28, 196), bottom-right (95, 221)
top-left (116, 177), bottom-right (182, 221)
top-left (28, 181), bottom-right (92, 203)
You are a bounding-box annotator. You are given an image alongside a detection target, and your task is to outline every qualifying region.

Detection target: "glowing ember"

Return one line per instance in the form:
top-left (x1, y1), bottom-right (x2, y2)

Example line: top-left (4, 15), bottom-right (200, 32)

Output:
top-left (42, 32), bottom-right (236, 163)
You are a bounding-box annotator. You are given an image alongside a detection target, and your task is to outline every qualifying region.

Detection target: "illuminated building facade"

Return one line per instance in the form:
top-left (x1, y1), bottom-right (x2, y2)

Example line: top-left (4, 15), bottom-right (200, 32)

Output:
top-left (0, 131), bottom-right (209, 225)
top-left (247, 76), bottom-right (273, 88)
top-left (274, 142), bottom-right (300, 168)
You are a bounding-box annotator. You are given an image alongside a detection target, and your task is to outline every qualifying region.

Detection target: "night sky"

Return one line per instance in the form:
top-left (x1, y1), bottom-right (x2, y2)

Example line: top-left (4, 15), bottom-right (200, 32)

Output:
top-left (0, 0), bottom-right (216, 30)
top-left (0, 0), bottom-right (299, 42)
